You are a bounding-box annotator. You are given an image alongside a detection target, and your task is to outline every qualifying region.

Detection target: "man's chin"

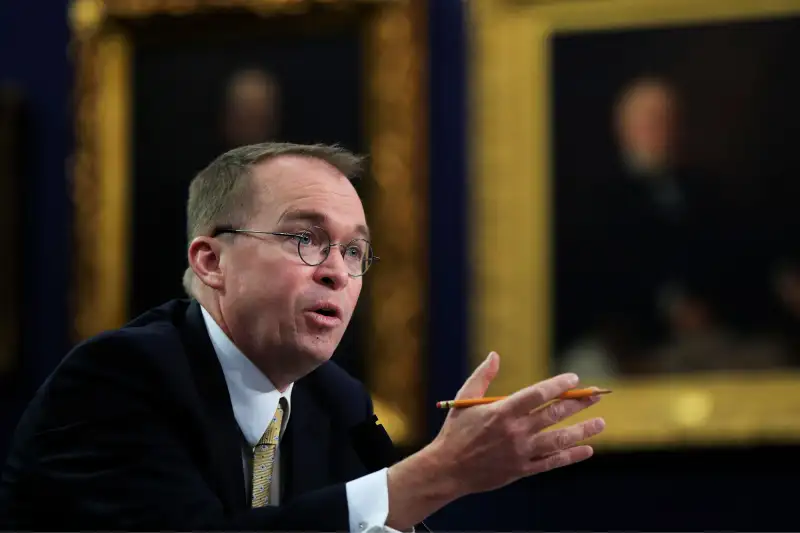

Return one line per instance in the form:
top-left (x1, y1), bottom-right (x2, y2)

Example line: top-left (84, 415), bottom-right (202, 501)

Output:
top-left (300, 334), bottom-right (339, 363)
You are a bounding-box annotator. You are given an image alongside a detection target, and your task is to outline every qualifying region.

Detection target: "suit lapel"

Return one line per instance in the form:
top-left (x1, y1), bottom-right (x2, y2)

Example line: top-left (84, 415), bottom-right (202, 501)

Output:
top-left (283, 378), bottom-right (331, 501)
top-left (181, 300), bottom-right (247, 511)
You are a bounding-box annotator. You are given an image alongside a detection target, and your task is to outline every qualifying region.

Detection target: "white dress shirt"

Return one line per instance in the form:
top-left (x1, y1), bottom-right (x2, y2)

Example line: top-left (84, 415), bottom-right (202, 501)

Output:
top-left (200, 306), bottom-right (396, 532)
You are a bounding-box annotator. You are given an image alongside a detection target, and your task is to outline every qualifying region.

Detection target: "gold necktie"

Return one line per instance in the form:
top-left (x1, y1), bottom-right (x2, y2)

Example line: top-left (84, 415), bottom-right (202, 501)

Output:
top-left (251, 400), bottom-right (285, 508)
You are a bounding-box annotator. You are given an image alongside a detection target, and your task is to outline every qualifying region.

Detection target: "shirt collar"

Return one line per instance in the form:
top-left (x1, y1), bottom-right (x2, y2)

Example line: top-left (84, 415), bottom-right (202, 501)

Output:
top-left (200, 305), bottom-right (293, 447)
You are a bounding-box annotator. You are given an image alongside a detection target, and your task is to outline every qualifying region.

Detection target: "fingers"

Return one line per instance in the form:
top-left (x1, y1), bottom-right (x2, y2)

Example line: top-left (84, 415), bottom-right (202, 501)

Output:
top-left (527, 395), bottom-right (602, 434)
top-left (454, 352), bottom-right (500, 400)
top-left (525, 444), bottom-right (595, 476)
top-left (528, 417), bottom-right (606, 457)
top-left (501, 373), bottom-right (579, 416)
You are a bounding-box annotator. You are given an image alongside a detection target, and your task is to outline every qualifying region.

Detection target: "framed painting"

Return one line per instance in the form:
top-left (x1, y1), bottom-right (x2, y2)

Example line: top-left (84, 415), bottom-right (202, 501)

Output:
top-left (470, 0), bottom-right (800, 448)
top-left (68, 0), bottom-right (428, 447)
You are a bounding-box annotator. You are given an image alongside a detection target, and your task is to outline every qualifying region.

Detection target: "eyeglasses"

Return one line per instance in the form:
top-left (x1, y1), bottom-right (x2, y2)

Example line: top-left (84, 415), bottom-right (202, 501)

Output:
top-left (212, 225), bottom-right (379, 277)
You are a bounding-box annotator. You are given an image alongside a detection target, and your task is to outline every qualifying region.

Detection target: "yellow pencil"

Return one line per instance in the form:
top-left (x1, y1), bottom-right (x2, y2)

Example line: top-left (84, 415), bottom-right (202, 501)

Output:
top-left (436, 388), bottom-right (612, 409)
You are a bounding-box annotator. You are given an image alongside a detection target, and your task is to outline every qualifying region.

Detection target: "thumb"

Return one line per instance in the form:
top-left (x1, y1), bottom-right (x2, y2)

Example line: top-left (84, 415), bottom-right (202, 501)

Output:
top-left (455, 351), bottom-right (500, 400)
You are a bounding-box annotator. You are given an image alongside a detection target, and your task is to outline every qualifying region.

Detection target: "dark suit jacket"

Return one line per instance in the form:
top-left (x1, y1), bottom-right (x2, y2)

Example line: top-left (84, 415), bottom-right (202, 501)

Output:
top-left (557, 162), bottom-right (725, 350)
top-left (0, 299), bottom-right (388, 531)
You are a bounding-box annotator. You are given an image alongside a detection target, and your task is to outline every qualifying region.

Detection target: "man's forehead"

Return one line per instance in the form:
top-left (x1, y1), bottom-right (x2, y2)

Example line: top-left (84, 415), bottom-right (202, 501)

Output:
top-left (626, 84), bottom-right (674, 109)
top-left (251, 155), bottom-right (351, 195)
top-left (249, 157), bottom-right (369, 237)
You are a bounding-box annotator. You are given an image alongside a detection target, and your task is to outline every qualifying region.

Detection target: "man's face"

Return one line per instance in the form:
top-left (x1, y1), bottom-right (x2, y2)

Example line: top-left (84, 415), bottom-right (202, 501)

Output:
top-left (617, 83), bottom-right (677, 169)
top-left (223, 71), bottom-right (281, 145)
top-left (218, 156), bottom-right (367, 377)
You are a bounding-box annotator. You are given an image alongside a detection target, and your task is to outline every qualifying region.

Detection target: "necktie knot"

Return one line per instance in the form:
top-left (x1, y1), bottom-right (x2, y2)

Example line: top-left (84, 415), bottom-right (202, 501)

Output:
top-left (258, 401), bottom-right (284, 447)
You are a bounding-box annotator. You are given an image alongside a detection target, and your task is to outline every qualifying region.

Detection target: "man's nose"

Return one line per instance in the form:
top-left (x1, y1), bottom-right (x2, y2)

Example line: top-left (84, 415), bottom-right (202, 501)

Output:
top-left (312, 248), bottom-right (350, 290)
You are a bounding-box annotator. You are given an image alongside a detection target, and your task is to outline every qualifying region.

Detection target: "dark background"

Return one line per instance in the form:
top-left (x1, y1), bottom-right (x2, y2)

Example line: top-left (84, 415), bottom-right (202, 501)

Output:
top-left (129, 11), bottom-right (368, 380)
top-left (0, 85), bottom-right (25, 379)
top-left (1, 2), bottom-right (798, 530)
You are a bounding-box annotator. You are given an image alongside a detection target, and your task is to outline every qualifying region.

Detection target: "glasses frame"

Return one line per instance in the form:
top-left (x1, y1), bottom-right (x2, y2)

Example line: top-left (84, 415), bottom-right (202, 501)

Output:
top-left (212, 225), bottom-right (379, 278)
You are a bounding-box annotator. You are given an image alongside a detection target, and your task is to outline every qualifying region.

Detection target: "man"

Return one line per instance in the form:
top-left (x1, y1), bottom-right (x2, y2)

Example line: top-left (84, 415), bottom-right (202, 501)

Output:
top-left (601, 76), bottom-right (693, 345)
top-left (559, 76), bottom-right (722, 376)
top-left (0, 143), bottom-right (605, 531)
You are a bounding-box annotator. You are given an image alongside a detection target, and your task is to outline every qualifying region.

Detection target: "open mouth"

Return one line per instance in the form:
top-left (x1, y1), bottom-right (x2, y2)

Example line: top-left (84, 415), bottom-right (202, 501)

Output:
top-left (315, 307), bottom-right (339, 318)
top-left (309, 302), bottom-right (342, 320)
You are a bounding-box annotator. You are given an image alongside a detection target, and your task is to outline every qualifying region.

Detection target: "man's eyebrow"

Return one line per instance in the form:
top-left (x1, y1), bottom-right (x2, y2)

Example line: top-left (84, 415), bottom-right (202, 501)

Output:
top-left (277, 209), bottom-right (371, 240)
top-left (278, 209), bottom-right (326, 226)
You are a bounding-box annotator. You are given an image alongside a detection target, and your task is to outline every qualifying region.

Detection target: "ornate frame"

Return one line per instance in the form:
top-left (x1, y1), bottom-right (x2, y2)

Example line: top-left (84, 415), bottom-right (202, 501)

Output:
top-left (470, 0), bottom-right (800, 449)
top-left (68, 0), bottom-right (427, 446)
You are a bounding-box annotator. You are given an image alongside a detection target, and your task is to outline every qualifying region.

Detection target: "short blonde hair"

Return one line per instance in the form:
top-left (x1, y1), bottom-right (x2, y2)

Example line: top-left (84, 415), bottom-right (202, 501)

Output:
top-left (182, 142), bottom-right (365, 296)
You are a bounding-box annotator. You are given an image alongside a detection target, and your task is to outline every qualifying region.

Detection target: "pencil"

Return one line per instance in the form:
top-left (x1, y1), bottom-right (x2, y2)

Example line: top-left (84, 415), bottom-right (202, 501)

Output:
top-left (435, 388), bottom-right (612, 409)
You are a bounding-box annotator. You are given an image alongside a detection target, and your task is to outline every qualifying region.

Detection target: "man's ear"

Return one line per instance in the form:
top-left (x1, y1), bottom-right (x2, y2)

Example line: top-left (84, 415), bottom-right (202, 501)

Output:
top-left (188, 236), bottom-right (224, 290)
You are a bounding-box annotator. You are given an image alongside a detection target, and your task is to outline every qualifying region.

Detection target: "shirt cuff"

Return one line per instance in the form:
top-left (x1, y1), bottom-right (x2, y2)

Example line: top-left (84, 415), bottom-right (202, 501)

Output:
top-left (345, 468), bottom-right (413, 533)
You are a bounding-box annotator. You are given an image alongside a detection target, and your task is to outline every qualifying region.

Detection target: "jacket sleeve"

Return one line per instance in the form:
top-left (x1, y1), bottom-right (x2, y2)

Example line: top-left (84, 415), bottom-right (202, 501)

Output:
top-left (11, 335), bottom-right (350, 531)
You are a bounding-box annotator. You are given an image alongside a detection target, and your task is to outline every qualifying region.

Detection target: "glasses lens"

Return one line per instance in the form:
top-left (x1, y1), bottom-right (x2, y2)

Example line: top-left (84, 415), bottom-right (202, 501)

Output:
top-left (343, 239), bottom-right (373, 276)
top-left (297, 226), bottom-right (330, 266)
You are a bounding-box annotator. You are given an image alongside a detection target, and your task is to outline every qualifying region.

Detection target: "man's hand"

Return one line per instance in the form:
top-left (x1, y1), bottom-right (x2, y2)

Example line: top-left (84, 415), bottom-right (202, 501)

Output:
top-left (429, 351), bottom-right (604, 495)
top-left (385, 352), bottom-right (605, 529)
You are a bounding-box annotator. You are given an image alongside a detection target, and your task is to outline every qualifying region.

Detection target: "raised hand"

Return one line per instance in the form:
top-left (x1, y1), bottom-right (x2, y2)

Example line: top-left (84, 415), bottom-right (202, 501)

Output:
top-left (428, 351), bottom-right (605, 496)
top-left (386, 352), bottom-right (605, 530)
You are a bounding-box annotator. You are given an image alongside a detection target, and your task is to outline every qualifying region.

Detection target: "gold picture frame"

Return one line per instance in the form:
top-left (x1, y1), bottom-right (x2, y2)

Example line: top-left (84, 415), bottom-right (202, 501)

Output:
top-left (470, 0), bottom-right (800, 449)
top-left (68, 0), bottom-right (428, 447)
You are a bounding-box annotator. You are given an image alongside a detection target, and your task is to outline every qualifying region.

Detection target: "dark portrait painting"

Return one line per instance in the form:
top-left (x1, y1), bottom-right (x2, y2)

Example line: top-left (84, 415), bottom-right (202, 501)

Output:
top-left (551, 15), bottom-right (800, 379)
top-left (127, 11), bottom-right (367, 379)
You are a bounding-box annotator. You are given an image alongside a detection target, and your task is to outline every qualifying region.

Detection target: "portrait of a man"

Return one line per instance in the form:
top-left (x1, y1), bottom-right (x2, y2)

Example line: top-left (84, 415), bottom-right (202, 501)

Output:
top-left (551, 15), bottom-right (800, 378)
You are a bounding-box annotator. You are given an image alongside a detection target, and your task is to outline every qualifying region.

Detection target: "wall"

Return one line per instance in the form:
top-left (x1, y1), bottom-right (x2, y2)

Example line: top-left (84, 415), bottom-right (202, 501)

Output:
top-left (0, 1), bottom-right (72, 461)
